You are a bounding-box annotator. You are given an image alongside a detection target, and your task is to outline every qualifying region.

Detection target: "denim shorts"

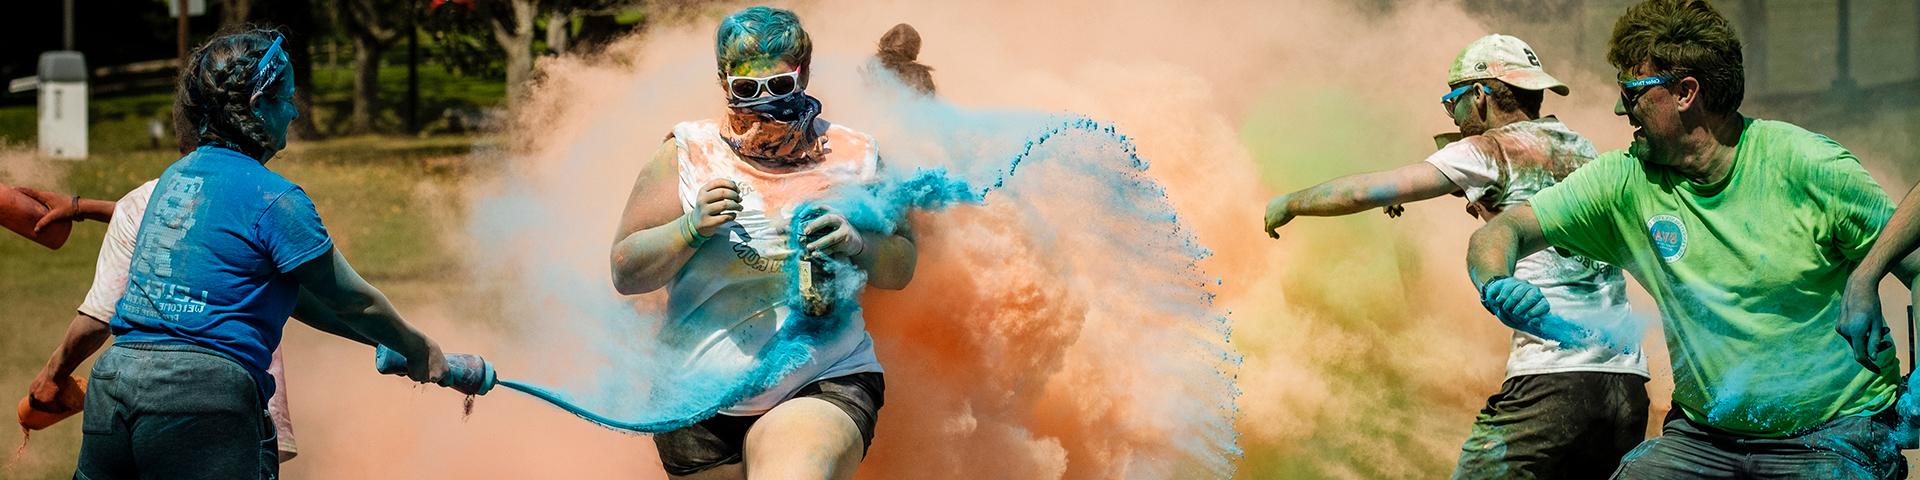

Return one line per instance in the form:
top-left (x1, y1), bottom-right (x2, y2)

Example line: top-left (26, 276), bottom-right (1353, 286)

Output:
top-left (75, 342), bottom-right (278, 480)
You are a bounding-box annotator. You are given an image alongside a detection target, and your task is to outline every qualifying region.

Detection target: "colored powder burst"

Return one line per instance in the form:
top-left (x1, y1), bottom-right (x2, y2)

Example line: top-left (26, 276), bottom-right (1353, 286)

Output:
top-left (459, 66), bottom-right (1242, 474)
top-left (479, 113), bottom-right (1240, 453)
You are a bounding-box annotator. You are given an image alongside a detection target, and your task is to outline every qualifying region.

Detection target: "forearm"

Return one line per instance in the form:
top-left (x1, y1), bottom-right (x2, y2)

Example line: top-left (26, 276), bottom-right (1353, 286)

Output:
top-left (39, 314), bottom-right (110, 379)
top-left (1467, 227), bottom-right (1522, 287)
top-left (610, 215), bottom-right (699, 294)
top-left (77, 199), bottom-right (115, 222)
top-left (22, 189), bottom-right (113, 223)
top-left (330, 292), bottom-right (433, 357)
top-left (1467, 214), bottom-right (1548, 288)
top-left (1284, 165), bottom-right (1457, 218)
top-left (1284, 177), bottom-right (1397, 217)
top-left (1852, 183), bottom-right (1920, 288)
top-left (854, 230), bottom-right (916, 290)
top-left (291, 288), bottom-right (376, 346)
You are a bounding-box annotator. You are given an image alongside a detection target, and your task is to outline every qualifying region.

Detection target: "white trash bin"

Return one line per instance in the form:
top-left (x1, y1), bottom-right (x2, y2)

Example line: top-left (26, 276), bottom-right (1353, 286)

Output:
top-left (38, 51), bottom-right (86, 160)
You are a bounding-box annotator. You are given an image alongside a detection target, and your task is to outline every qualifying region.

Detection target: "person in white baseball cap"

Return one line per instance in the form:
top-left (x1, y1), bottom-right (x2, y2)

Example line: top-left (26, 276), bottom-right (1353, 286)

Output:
top-left (1263, 33), bottom-right (1648, 479)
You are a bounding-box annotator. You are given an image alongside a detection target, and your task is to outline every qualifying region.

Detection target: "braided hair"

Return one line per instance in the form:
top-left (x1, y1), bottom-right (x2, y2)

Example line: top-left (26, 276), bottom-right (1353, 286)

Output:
top-left (172, 27), bottom-right (288, 159)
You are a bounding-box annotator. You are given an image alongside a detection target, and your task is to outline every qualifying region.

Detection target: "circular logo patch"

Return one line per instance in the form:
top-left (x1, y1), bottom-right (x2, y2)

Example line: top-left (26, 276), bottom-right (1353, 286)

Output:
top-left (1647, 214), bottom-right (1688, 263)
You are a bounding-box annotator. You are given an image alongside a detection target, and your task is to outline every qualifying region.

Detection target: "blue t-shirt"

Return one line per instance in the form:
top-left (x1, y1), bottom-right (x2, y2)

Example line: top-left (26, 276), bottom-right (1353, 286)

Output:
top-left (113, 145), bottom-right (334, 399)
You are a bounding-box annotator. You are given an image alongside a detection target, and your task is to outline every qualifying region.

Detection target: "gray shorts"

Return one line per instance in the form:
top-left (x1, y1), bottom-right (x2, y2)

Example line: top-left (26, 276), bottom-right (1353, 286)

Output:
top-left (1454, 371), bottom-right (1651, 480)
top-left (76, 342), bottom-right (279, 480)
top-left (1611, 407), bottom-right (1906, 479)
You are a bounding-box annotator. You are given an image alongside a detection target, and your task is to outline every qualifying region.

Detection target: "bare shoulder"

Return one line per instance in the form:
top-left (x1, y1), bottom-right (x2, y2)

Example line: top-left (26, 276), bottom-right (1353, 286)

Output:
top-left (615, 136), bottom-right (685, 240)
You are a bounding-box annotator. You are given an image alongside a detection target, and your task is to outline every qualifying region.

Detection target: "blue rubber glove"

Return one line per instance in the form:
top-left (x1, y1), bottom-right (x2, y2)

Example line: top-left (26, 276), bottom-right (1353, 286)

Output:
top-left (1479, 276), bottom-right (1552, 332)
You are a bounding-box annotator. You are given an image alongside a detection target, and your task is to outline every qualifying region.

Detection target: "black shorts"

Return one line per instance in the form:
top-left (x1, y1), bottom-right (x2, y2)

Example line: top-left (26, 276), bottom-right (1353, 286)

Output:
top-left (654, 372), bottom-right (884, 476)
top-left (1452, 371), bottom-right (1649, 479)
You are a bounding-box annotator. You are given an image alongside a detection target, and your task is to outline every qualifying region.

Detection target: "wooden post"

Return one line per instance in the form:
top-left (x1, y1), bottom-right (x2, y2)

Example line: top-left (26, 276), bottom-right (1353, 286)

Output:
top-left (177, 0), bottom-right (190, 64)
top-left (406, 0), bottom-right (420, 134)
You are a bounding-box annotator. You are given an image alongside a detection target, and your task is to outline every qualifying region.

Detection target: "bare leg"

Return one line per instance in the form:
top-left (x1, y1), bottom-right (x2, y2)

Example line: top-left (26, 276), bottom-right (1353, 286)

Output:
top-left (741, 397), bottom-right (864, 480)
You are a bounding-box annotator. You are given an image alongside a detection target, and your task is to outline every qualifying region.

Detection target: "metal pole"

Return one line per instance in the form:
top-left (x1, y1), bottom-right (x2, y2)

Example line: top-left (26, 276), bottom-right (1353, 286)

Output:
top-left (62, 0), bottom-right (74, 51)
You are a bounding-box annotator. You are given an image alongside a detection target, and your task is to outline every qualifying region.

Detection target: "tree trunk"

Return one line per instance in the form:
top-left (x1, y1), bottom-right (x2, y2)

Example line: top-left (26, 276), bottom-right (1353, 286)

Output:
top-left (547, 10), bottom-right (568, 55)
top-left (350, 36), bottom-right (385, 133)
top-left (493, 0), bottom-right (538, 103)
top-left (342, 0), bottom-right (399, 134)
top-left (221, 0), bottom-right (254, 28)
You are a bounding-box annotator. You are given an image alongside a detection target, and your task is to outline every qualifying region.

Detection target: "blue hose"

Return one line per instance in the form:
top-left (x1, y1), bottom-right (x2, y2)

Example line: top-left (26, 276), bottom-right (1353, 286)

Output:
top-left (373, 346), bottom-right (725, 433)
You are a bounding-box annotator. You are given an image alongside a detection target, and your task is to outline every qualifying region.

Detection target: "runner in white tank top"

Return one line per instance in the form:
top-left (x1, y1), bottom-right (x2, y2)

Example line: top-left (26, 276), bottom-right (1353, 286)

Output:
top-left (609, 7), bottom-right (918, 478)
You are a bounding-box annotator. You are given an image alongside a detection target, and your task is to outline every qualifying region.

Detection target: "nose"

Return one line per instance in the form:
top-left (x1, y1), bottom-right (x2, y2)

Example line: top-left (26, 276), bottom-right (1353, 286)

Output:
top-left (1613, 96), bottom-right (1627, 116)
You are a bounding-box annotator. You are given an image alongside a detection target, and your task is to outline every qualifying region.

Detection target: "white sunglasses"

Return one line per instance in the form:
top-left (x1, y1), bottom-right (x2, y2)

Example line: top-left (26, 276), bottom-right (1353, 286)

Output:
top-left (725, 69), bottom-right (802, 104)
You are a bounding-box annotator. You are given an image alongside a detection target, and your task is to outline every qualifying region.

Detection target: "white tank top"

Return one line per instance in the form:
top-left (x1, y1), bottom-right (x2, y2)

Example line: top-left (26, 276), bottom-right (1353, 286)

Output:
top-left (668, 118), bottom-right (884, 416)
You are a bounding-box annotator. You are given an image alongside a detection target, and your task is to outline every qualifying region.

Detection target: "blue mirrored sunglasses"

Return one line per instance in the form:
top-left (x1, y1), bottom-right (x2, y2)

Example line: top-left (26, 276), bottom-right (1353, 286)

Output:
top-left (1617, 75), bottom-right (1672, 107)
top-left (1620, 75), bottom-right (1669, 89)
top-left (249, 35), bottom-right (288, 102)
top-left (1441, 83), bottom-right (1488, 114)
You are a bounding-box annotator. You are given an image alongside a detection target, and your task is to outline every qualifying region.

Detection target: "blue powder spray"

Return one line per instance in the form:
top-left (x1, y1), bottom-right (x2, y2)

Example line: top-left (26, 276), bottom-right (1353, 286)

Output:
top-left (464, 57), bottom-right (1241, 475)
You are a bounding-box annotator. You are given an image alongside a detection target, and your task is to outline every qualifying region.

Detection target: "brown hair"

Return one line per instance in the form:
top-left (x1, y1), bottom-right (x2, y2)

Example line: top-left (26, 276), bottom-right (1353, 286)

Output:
top-left (173, 26), bottom-right (286, 156)
top-left (1606, 0), bottom-right (1745, 114)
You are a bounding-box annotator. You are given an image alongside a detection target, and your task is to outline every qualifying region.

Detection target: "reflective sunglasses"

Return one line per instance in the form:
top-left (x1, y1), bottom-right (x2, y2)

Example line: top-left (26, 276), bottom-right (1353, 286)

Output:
top-left (725, 69), bottom-right (802, 102)
top-left (1618, 74), bottom-right (1673, 110)
top-left (1441, 83), bottom-right (1488, 115)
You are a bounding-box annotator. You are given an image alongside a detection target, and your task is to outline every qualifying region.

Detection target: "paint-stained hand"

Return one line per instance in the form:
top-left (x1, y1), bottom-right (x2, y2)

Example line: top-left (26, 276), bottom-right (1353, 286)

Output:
top-left (1479, 276), bottom-right (1551, 332)
top-left (26, 370), bottom-right (67, 412)
top-left (1837, 278), bottom-right (1895, 374)
top-left (1264, 195), bottom-right (1295, 239)
top-left (689, 179), bottom-right (743, 238)
top-left (27, 188), bottom-right (78, 234)
top-left (406, 342), bottom-right (450, 384)
top-left (798, 207), bottom-right (865, 259)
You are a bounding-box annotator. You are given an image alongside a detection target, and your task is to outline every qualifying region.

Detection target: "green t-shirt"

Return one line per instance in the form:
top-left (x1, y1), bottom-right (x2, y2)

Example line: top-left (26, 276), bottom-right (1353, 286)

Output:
top-left (1531, 118), bottom-right (1896, 437)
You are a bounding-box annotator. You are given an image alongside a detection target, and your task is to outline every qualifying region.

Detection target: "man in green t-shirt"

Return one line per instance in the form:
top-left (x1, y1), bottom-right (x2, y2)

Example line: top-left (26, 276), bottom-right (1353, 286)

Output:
top-left (1464, 0), bottom-right (1919, 477)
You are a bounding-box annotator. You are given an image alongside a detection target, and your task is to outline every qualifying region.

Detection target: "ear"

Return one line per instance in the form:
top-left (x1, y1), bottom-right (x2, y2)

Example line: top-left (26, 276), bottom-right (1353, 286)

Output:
top-left (248, 87), bottom-right (269, 116)
top-left (1673, 76), bottom-right (1702, 113)
top-left (1474, 86), bottom-right (1491, 118)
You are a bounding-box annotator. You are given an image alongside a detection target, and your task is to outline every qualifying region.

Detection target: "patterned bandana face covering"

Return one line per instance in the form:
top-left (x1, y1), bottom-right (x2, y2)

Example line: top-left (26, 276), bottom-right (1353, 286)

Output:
top-left (722, 91), bottom-right (824, 166)
top-left (250, 35), bottom-right (288, 103)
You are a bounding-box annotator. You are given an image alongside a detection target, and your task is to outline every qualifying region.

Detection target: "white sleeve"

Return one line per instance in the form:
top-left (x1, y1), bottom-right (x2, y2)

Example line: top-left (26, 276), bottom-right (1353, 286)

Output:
top-left (76, 181), bottom-right (156, 323)
top-left (1422, 138), bottom-right (1502, 204)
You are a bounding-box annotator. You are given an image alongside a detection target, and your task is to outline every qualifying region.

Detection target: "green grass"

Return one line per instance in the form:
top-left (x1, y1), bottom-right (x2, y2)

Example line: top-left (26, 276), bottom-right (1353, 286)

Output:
top-left (306, 61), bottom-right (507, 133)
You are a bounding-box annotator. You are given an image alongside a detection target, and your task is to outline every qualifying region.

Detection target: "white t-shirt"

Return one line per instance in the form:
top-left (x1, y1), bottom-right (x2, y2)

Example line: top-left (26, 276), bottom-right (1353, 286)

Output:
top-left (79, 180), bottom-right (299, 460)
top-left (668, 120), bottom-right (884, 416)
top-left (1423, 118), bottom-right (1649, 379)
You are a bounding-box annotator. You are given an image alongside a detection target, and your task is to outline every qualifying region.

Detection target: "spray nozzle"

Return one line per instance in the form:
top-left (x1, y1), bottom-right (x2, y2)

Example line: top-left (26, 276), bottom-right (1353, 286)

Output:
top-left (374, 346), bottom-right (497, 396)
top-left (789, 206), bottom-right (837, 317)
